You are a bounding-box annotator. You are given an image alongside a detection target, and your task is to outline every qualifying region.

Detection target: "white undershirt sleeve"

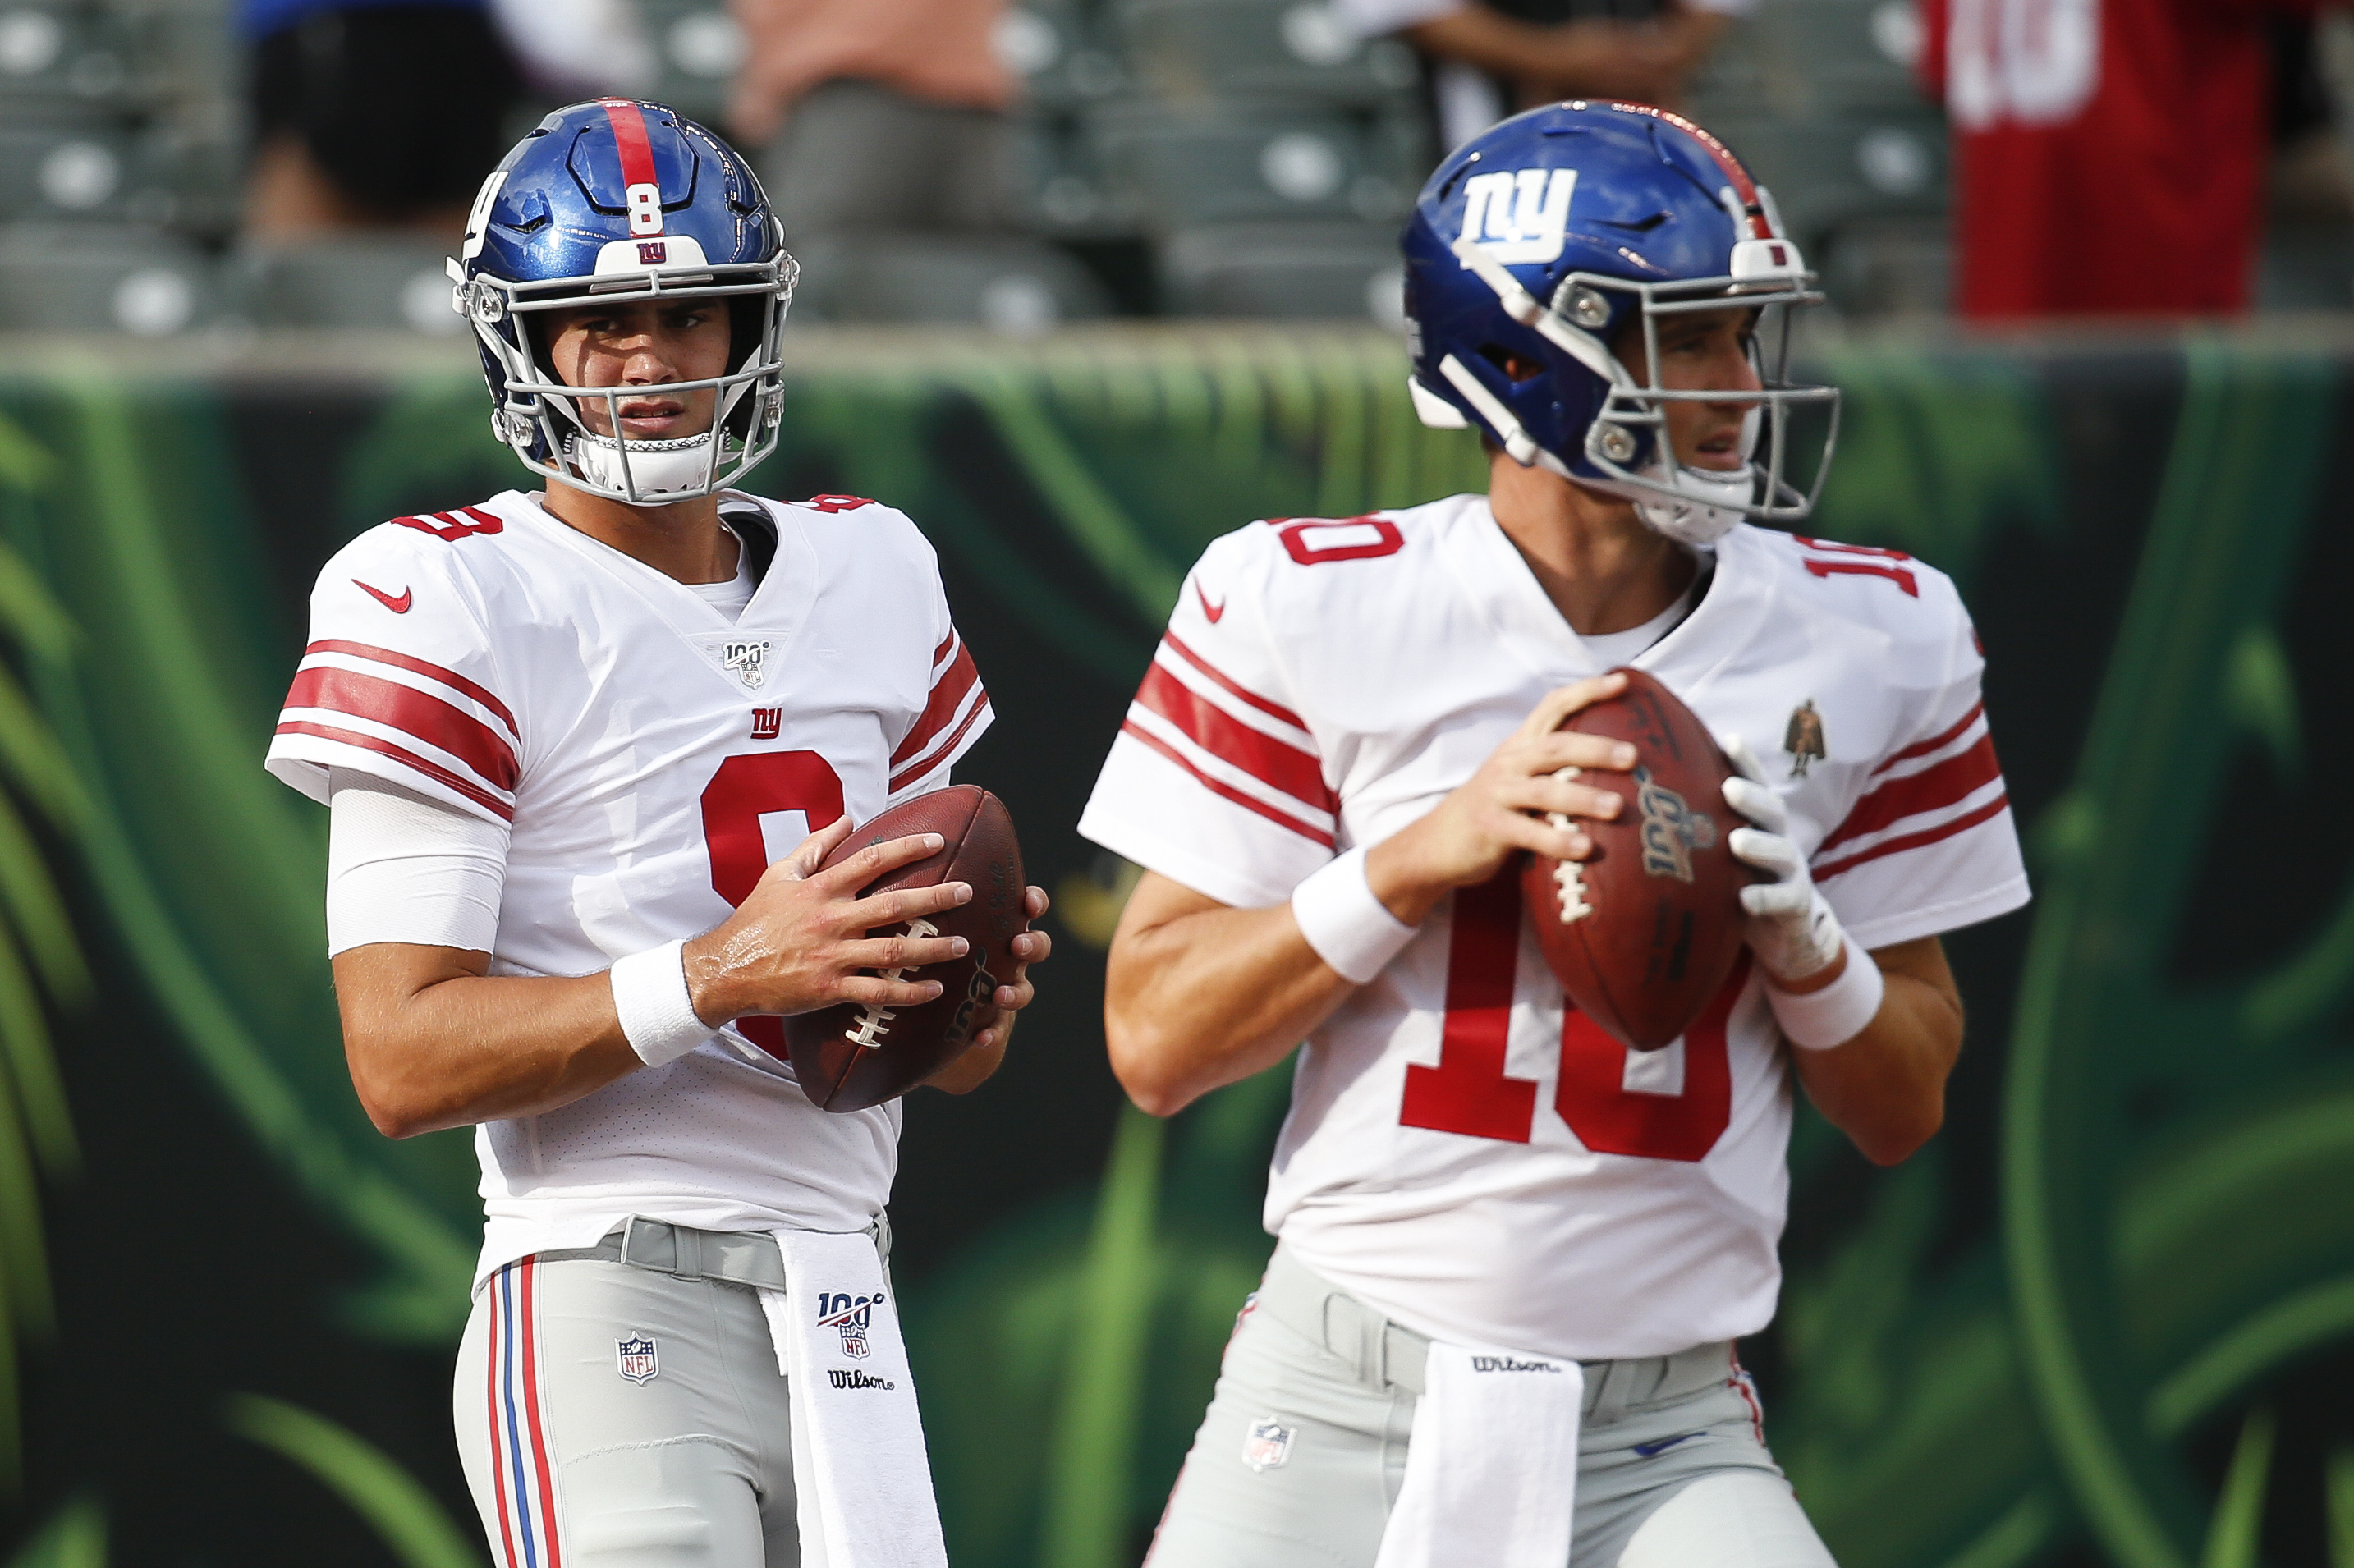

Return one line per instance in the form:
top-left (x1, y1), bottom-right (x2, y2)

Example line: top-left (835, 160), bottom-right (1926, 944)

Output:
top-left (325, 766), bottom-right (511, 956)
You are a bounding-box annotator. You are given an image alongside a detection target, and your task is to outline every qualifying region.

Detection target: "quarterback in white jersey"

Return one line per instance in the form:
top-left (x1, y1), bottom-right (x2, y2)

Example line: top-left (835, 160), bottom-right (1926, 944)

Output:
top-left (1081, 104), bottom-right (2026, 1568)
top-left (263, 101), bottom-right (1047, 1568)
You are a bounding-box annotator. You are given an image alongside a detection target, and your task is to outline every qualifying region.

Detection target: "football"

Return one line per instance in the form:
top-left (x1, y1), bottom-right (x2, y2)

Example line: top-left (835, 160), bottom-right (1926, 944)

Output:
top-left (782, 786), bottom-right (1027, 1112)
top-left (1521, 667), bottom-right (1749, 1052)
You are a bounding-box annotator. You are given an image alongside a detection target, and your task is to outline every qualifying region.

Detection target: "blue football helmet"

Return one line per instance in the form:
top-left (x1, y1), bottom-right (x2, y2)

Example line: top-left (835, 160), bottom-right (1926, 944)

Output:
top-left (447, 99), bottom-right (796, 505)
top-left (1401, 102), bottom-right (1838, 545)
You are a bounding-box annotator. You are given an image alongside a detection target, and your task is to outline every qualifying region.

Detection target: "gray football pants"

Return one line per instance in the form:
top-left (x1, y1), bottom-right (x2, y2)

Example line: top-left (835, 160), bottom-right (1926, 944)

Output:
top-left (453, 1251), bottom-right (801, 1568)
top-left (1146, 1249), bottom-right (1837, 1568)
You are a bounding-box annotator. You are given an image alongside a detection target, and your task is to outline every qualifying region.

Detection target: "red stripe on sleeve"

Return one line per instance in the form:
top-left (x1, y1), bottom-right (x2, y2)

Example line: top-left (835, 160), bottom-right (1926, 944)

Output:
top-left (1119, 720), bottom-right (1335, 849)
top-left (599, 98), bottom-right (659, 206)
top-left (1814, 793), bottom-right (2010, 881)
top-left (1819, 733), bottom-right (2002, 857)
top-left (931, 631), bottom-right (956, 667)
top-left (892, 640), bottom-right (983, 767)
top-left (306, 640), bottom-right (518, 738)
top-left (1133, 663), bottom-right (1334, 814)
top-left (890, 697), bottom-right (990, 792)
top-left (274, 721), bottom-right (516, 819)
top-left (1159, 631), bottom-right (1308, 732)
top-left (1870, 701), bottom-right (1985, 777)
top-left (286, 666), bottom-right (519, 790)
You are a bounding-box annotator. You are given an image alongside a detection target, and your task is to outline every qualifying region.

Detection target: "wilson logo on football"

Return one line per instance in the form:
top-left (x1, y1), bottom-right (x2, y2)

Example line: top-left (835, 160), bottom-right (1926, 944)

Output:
top-left (1633, 766), bottom-right (1718, 883)
top-left (1458, 168), bottom-right (1578, 266)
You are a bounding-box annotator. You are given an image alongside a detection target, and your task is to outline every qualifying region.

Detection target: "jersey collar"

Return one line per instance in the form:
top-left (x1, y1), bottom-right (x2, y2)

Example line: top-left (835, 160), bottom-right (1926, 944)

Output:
top-left (1442, 494), bottom-right (1768, 698)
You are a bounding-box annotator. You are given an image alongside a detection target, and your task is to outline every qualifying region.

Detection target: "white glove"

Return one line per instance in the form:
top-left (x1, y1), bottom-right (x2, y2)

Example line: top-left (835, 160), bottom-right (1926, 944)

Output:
top-left (1718, 734), bottom-right (1846, 983)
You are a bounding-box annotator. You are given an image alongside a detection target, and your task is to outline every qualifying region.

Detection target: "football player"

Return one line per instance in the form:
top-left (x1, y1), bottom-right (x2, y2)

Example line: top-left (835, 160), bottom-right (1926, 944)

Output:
top-left (264, 99), bottom-right (1048, 1568)
top-left (1080, 102), bottom-right (2027, 1568)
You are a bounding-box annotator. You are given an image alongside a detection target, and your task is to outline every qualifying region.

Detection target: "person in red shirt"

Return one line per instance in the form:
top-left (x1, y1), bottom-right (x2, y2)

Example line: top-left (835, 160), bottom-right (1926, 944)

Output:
top-left (1920, 0), bottom-right (2316, 317)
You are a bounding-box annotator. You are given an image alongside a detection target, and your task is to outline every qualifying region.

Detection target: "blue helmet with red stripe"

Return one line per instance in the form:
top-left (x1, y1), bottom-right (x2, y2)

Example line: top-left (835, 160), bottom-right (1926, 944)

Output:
top-left (1400, 102), bottom-right (1838, 545)
top-left (448, 99), bottom-right (796, 505)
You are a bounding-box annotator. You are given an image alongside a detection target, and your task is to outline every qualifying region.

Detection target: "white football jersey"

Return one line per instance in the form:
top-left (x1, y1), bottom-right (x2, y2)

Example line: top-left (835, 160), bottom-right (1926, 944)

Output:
top-left (1078, 493), bottom-right (2027, 1361)
top-left (266, 489), bottom-right (992, 1282)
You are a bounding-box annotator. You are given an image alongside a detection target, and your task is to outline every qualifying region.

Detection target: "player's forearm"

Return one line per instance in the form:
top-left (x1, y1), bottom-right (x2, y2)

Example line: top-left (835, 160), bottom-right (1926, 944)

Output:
top-left (1788, 948), bottom-right (1963, 1166)
top-left (336, 948), bottom-right (643, 1138)
top-left (1106, 901), bottom-right (1352, 1116)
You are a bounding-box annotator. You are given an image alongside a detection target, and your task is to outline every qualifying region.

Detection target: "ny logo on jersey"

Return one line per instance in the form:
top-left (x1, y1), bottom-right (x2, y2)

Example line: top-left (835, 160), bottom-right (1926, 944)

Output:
top-left (815, 1291), bottom-right (880, 1359)
top-left (750, 708), bottom-right (782, 740)
top-left (723, 640), bottom-right (772, 689)
top-left (616, 1333), bottom-right (659, 1385)
top-left (1458, 168), bottom-right (1578, 266)
top-left (1633, 766), bottom-right (1718, 883)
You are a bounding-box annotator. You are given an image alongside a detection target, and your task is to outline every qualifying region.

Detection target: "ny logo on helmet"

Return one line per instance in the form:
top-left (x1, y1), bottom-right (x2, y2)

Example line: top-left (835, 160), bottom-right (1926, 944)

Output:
top-left (1459, 169), bottom-right (1579, 266)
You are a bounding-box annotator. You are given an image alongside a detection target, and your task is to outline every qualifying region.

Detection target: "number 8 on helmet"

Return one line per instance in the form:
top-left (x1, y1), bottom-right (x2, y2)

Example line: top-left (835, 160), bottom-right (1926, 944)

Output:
top-left (446, 97), bottom-right (796, 506)
top-left (1401, 100), bottom-right (1842, 546)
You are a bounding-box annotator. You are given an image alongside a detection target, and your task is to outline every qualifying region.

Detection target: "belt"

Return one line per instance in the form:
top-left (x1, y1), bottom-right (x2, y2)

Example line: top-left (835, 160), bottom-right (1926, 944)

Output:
top-left (1251, 1245), bottom-right (1739, 1420)
top-left (535, 1213), bottom-right (892, 1292)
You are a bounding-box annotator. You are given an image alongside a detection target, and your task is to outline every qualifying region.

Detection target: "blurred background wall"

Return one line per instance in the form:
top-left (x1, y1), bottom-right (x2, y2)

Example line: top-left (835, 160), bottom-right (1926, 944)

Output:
top-left (1, 1), bottom-right (2352, 1566)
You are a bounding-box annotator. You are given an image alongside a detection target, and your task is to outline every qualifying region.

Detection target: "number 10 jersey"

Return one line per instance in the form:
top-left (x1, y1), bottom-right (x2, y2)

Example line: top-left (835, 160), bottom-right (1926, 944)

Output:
top-left (1078, 493), bottom-right (2028, 1362)
top-left (265, 489), bottom-right (991, 1283)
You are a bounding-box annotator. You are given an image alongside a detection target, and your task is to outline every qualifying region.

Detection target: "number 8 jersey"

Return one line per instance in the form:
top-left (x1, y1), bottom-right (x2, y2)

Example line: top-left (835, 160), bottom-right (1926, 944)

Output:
top-left (1077, 493), bottom-right (2028, 1361)
top-left (265, 488), bottom-right (991, 1284)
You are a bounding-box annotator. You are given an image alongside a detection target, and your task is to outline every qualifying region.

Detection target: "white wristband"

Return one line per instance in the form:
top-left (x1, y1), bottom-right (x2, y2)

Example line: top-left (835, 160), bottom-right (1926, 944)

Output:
top-left (610, 939), bottom-right (717, 1066)
top-left (1765, 947), bottom-right (1886, 1051)
top-left (1291, 847), bottom-right (1418, 984)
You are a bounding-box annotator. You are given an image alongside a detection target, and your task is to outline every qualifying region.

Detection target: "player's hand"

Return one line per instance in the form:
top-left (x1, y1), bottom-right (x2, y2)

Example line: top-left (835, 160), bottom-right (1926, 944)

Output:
top-left (1719, 734), bottom-right (1848, 985)
top-left (1368, 674), bottom-right (1637, 925)
top-left (681, 814), bottom-right (976, 1024)
top-left (971, 884), bottom-right (1053, 1054)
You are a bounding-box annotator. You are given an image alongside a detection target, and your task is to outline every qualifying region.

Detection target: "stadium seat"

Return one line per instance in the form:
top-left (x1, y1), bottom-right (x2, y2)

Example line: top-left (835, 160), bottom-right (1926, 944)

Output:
top-left (1157, 220), bottom-right (1401, 319)
top-left (0, 125), bottom-right (158, 221)
top-left (1117, 0), bottom-right (1420, 108)
top-left (1703, 112), bottom-right (1947, 257)
top-left (0, 222), bottom-right (214, 332)
top-left (1088, 101), bottom-right (1425, 229)
top-left (0, 2), bottom-right (139, 126)
top-left (786, 233), bottom-right (1113, 328)
top-left (1001, 0), bottom-right (1127, 111)
top-left (636, 0), bottom-right (738, 126)
top-left (1815, 217), bottom-right (1949, 315)
top-left (1011, 110), bottom-right (1141, 237)
top-left (1746, 0), bottom-right (1927, 115)
top-left (225, 237), bottom-right (470, 333)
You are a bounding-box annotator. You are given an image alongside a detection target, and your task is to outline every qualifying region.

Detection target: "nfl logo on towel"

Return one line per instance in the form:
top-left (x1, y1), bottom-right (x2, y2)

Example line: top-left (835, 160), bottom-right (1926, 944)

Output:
top-left (616, 1333), bottom-right (658, 1385)
top-left (1242, 1417), bottom-right (1293, 1473)
top-left (816, 1291), bottom-right (877, 1360)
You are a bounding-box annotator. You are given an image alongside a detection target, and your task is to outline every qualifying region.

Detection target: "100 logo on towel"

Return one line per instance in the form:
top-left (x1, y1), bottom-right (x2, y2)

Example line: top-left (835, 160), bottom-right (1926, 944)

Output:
top-left (815, 1291), bottom-right (882, 1360)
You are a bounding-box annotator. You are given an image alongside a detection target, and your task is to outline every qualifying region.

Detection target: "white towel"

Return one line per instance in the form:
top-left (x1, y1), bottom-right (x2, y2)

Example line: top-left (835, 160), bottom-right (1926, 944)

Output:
top-left (1372, 1345), bottom-right (1585, 1568)
top-left (757, 1230), bottom-right (949, 1568)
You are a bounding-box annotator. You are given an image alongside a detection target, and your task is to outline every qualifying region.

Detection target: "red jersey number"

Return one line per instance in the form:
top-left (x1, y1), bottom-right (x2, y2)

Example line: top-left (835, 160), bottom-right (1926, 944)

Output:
top-left (1276, 517), bottom-right (1406, 566)
top-left (1399, 869), bottom-right (1742, 1162)
top-left (699, 751), bottom-right (847, 1058)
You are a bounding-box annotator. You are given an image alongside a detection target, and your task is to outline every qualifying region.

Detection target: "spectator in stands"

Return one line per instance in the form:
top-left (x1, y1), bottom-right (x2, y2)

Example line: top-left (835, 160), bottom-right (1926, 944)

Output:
top-left (727, 0), bottom-right (1016, 241)
top-left (1333, 0), bottom-right (1748, 151)
top-left (244, 0), bottom-right (523, 237)
top-left (1919, 0), bottom-right (2330, 316)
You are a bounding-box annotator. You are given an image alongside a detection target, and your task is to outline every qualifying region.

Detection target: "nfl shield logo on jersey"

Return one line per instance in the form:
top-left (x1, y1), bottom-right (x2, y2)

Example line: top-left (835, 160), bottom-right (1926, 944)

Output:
top-left (1241, 1417), bottom-right (1294, 1473)
top-left (722, 640), bottom-right (772, 690)
top-left (616, 1333), bottom-right (659, 1385)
